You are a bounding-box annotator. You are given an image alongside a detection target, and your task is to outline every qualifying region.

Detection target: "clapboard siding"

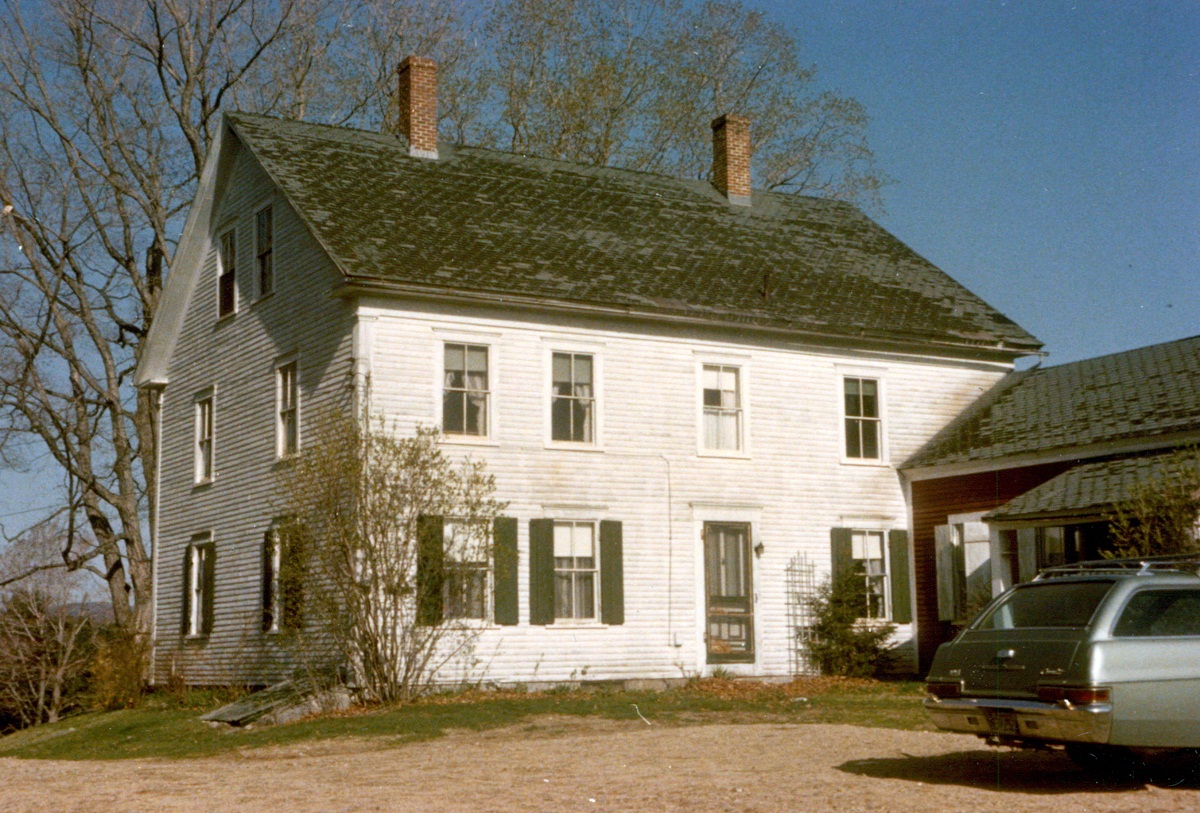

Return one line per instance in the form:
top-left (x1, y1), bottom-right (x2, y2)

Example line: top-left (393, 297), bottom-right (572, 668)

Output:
top-left (361, 300), bottom-right (1007, 682)
top-left (153, 140), bottom-right (1015, 686)
top-left (153, 138), bottom-right (354, 685)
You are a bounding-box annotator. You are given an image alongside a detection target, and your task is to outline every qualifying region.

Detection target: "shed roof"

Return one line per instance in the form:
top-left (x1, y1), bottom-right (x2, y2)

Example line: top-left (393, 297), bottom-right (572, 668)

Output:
top-left (984, 451), bottom-right (1200, 522)
top-left (905, 334), bottom-right (1200, 469)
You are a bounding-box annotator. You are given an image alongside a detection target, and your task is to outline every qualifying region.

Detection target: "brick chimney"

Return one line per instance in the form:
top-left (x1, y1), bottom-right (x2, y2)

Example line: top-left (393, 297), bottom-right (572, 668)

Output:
top-left (711, 114), bottom-right (751, 206)
top-left (397, 56), bottom-right (438, 159)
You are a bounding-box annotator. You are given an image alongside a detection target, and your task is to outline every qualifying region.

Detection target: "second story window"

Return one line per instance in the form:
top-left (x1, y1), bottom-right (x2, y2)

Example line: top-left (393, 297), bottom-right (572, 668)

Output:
top-left (256, 206), bottom-right (274, 297)
top-left (276, 360), bottom-right (299, 458)
top-left (194, 393), bottom-right (214, 483)
top-left (702, 364), bottom-right (742, 451)
top-left (443, 343), bottom-right (488, 437)
top-left (217, 230), bottom-right (236, 318)
top-left (844, 377), bottom-right (881, 459)
top-left (551, 352), bottom-right (594, 443)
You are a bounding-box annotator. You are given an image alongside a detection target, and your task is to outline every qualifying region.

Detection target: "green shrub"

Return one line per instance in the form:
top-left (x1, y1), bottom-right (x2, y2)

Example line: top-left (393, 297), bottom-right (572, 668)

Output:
top-left (807, 572), bottom-right (895, 677)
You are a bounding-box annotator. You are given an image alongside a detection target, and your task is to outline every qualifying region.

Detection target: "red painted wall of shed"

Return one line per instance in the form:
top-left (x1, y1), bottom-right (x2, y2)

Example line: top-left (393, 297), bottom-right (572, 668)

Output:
top-left (910, 461), bottom-right (1077, 672)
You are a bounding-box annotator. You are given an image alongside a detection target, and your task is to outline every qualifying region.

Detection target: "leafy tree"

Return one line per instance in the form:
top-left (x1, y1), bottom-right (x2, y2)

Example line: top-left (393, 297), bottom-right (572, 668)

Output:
top-left (276, 412), bottom-right (505, 703)
top-left (481, 0), bottom-right (884, 204)
top-left (1107, 449), bottom-right (1200, 558)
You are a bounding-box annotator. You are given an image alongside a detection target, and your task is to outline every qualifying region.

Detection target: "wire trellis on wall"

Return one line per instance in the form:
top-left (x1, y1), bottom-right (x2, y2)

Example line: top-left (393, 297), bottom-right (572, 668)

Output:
top-left (786, 552), bottom-right (819, 676)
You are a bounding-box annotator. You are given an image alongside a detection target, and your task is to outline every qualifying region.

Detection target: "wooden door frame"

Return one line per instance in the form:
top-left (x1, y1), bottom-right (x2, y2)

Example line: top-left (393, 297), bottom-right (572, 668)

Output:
top-left (703, 521), bottom-right (755, 664)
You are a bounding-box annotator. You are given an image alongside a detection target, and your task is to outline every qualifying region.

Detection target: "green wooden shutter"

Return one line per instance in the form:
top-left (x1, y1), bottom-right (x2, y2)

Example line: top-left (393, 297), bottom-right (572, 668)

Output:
top-left (416, 515), bottom-right (445, 626)
top-left (201, 544), bottom-right (216, 636)
top-left (261, 531), bottom-right (275, 632)
top-left (599, 520), bottom-right (624, 625)
top-left (830, 527), bottom-right (854, 581)
top-left (528, 519), bottom-right (555, 625)
top-left (888, 529), bottom-right (912, 624)
top-left (493, 516), bottom-right (519, 626)
top-left (280, 522), bottom-right (306, 631)
top-left (181, 547), bottom-right (192, 636)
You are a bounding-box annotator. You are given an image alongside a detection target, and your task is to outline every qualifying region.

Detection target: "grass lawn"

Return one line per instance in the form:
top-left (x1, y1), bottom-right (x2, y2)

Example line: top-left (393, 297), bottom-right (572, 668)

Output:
top-left (0, 676), bottom-right (932, 761)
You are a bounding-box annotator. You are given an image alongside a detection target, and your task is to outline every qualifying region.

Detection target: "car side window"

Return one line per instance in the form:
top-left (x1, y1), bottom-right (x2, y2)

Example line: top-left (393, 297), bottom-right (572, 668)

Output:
top-left (1114, 589), bottom-right (1200, 637)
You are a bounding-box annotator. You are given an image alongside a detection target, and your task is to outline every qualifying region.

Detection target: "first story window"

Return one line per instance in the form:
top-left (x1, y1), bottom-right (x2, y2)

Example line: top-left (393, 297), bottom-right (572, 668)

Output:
top-left (1036, 526), bottom-right (1068, 569)
top-left (551, 352), bottom-right (594, 443)
top-left (843, 376), bottom-right (881, 459)
top-left (853, 530), bottom-right (888, 620)
top-left (262, 519), bottom-right (305, 633)
top-left (1003, 523), bottom-right (1112, 586)
top-left (443, 520), bottom-right (490, 621)
top-left (934, 518), bottom-right (992, 622)
top-left (182, 537), bottom-right (215, 637)
top-left (702, 364), bottom-right (742, 451)
top-left (416, 516), bottom-right (519, 626)
top-left (529, 518), bottom-right (624, 626)
top-left (553, 521), bottom-right (597, 620)
top-left (194, 393), bottom-right (214, 483)
top-left (443, 343), bottom-right (489, 436)
top-left (276, 359), bottom-right (299, 458)
top-left (217, 229), bottom-right (237, 318)
top-left (831, 526), bottom-right (910, 624)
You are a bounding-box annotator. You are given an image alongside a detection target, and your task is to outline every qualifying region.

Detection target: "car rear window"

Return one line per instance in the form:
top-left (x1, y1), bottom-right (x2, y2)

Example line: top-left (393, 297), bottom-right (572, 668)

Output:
top-left (1114, 589), bottom-right (1200, 637)
top-left (973, 581), bottom-right (1114, 630)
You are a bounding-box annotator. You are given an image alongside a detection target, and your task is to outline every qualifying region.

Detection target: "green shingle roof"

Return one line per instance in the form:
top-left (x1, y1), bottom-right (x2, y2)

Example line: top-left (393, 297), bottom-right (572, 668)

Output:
top-left (984, 451), bottom-right (1200, 522)
top-left (226, 112), bottom-right (1039, 355)
top-left (905, 335), bottom-right (1200, 469)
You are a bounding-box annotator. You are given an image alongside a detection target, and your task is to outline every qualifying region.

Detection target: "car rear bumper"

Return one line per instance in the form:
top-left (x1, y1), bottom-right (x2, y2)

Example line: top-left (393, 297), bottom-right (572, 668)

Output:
top-left (924, 696), bottom-right (1113, 744)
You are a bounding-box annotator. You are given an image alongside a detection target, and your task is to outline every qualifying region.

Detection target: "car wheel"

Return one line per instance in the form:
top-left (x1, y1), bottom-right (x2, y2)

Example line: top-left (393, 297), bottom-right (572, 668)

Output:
top-left (1065, 744), bottom-right (1146, 781)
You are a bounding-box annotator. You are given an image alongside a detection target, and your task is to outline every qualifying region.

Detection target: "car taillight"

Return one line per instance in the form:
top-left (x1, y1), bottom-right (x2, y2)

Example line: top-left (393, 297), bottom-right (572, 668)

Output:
top-left (926, 681), bottom-right (962, 699)
top-left (1036, 685), bottom-right (1111, 705)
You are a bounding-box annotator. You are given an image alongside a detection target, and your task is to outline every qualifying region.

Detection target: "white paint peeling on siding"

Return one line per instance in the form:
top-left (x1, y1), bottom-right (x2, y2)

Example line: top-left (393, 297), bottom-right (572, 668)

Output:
top-left (153, 141), bottom-right (353, 685)
top-left (154, 147), bottom-right (1007, 685)
top-left (358, 300), bottom-right (1004, 682)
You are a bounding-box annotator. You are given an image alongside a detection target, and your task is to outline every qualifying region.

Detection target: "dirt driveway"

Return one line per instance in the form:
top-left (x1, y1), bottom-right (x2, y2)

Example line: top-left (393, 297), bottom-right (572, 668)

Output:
top-left (3, 719), bottom-right (1199, 812)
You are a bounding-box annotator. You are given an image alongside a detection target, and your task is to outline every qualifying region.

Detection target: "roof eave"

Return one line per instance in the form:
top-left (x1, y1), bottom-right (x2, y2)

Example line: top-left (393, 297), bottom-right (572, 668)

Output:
top-left (902, 429), bottom-right (1200, 480)
top-left (336, 276), bottom-right (1039, 364)
top-left (985, 507), bottom-right (1116, 526)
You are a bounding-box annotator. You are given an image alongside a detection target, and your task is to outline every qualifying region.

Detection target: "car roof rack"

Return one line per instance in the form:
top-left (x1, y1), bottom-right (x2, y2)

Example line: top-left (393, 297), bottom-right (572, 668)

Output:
top-left (1035, 553), bottom-right (1200, 580)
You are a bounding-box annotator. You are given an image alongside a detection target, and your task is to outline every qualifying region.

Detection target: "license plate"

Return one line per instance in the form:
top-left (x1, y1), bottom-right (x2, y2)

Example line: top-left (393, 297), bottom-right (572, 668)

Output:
top-left (986, 710), bottom-right (1019, 736)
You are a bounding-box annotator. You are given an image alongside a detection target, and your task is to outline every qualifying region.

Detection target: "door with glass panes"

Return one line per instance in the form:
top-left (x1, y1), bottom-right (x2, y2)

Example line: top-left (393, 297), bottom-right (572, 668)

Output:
top-left (704, 522), bottom-right (754, 663)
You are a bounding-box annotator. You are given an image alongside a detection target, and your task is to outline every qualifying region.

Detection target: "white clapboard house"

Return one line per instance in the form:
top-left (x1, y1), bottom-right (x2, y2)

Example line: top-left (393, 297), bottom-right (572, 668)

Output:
top-left (135, 57), bottom-right (1042, 686)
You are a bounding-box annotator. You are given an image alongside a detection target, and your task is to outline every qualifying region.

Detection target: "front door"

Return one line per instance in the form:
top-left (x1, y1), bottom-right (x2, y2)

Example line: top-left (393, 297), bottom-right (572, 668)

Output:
top-left (704, 522), bottom-right (754, 663)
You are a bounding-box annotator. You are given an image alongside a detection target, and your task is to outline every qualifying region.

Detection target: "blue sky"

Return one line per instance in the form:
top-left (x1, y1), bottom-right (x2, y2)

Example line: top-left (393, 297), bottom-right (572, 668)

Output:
top-left (747, 0), bottom-right (1198, 366)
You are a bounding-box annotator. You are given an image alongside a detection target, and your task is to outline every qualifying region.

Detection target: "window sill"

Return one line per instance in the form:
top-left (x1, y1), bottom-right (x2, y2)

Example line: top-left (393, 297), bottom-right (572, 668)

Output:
top-left (182, 634), bottom-right (209, 645)
top-left (440, 435), bottom-right (499, 448)
top-left (192, 479), bottom-right (214, 491)
top-left (697, 449), bottom-right (751, 460)
top-left (840, 457), bottom-right (891, 468)
top-left (251, 291), bottom-right (276, 307)
top-left (544, 442), bottom-right (605, 453)
top-left (442, 619), bottom-right (499, 630)
top-left (273, 454), bottom-right (299, 468)
top-left (214, 312), bottom-right (237, 327)
top-left (855, 618), bottom-right (898, 629)
top-left (545, 620), bottom-right (608, 630)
